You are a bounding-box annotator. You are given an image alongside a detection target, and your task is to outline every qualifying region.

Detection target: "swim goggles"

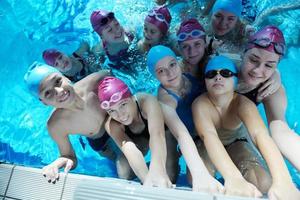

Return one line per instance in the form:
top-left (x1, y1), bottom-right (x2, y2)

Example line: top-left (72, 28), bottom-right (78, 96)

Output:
top-left (100, 88), bottom-right (129, 110)
top-left (205, 69), bottom-right (237, 79)
top-left (148, 10), bottom-right (169, 26)
top-left (249, 37), bottom-right (286, 55)
top-left (177, 30), bottom-right (205, 42)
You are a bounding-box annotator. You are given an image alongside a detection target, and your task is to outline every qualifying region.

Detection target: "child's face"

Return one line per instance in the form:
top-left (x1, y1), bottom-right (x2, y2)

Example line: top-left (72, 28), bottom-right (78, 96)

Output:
top-left (143, 21), bottom-right (163, 45)
top-left (101, 19), bottom-right (125, 44)
top-left (205, 69), bottom-right (235, 96)
top-left (211, 10), bottom-right (238, 36)
top-left (54, 53), bottom-right (72, 72)
top-left (39, 73), bottom-right (75, 108)
top-left (155, 56), bottom-right (182, 88)
top-left (106, 97), bottom-right (135, 125)
top-left (241, 48), bottom-right (279, 87)
top-left (179, 38), bottom-right (205, 65)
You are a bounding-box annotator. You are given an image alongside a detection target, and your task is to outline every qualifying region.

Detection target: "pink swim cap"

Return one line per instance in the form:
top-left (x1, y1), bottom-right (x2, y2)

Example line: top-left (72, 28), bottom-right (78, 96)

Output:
top-left (246, 25), bottom-right (286, 55)
top-left (42, 49), bottom-right (62, 66)
top-left (144, 6), bottom-right (172, 35)
top-left (90, 10), bottom-right (115, 36)
top-left (98, 76), bottom-right (132, 110)
top-left (177, 18), bottom-right (206, 42)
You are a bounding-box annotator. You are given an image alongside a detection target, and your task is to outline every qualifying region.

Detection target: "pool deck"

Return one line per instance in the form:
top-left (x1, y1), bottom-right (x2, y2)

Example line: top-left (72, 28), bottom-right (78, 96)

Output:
top-left (0, 163), bottom-right (268, 200)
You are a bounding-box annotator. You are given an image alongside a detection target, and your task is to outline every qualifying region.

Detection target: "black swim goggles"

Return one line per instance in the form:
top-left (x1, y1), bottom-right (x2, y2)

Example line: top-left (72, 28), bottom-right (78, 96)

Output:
top-left (249, 37), bottom-right (286, 56)
top-left (205, 69), bottom-right (237, 79)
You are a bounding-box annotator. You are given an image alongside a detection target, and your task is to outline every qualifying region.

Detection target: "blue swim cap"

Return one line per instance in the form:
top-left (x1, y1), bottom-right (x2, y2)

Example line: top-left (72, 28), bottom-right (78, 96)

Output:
top-left (24, 62), bottom-right (60, 98)
top-left (212, 0), bottom-right (242, 17)
top-left (205, 55), bottom-right (238, 85)
top-left (147, 45), bottom-right (176, 77)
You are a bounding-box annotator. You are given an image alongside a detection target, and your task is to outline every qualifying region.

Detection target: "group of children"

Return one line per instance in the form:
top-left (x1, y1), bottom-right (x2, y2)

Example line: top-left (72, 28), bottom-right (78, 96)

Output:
top-left (24, 0), bottom-right (300, 199)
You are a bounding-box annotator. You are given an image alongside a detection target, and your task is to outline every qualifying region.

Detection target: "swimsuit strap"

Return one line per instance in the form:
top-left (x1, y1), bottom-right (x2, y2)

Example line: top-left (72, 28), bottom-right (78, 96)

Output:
top-left (134, 96), bottom-right (148, 126)
top-left (159, 84), bottom-right (180, 102)
top-left (72, 52), bottom-right (85, 67)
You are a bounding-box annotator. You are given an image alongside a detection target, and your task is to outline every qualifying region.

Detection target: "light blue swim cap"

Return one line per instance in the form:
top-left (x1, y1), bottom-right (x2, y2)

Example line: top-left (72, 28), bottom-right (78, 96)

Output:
top-left (24, 62), bottom-right (60, 98)
top-left (205, 55), bottom-right (238, 85)
top-left (147, 45), bottom-right (176, 77)
top-left (212, 0), bottom-right (242, 17)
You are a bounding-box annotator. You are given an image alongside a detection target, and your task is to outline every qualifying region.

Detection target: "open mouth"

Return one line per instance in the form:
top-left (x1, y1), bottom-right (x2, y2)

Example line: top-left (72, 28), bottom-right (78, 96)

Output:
top-left (58, 90), bottom-right (70, 102)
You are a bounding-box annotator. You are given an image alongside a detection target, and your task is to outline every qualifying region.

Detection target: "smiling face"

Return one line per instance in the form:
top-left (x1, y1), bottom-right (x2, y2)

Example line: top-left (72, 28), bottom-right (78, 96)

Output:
top-left (106, 97), bottom-right (136, 125)
top-left (54, 53), bottom-right (72, 72)
top-left (155, 56), bottom-right (182, 88)
top-left (179, 38), bottom-right (205, 65)
top-left (211, 10), bottom-right (238, 36)
top-left (39, 73), bottom-right (75, 108)
top-left (241, 48), bottom-right (280, 87)
top-left (143, 21), bottom-right (163, 45)
top-left (101, 19), bottom-right (125, 43)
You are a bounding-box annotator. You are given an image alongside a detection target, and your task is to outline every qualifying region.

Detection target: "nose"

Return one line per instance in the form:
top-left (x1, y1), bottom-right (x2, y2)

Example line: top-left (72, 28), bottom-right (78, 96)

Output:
top-left (54, 87), bottom-right (64, 97)
top-left (252, 63), bottom-right (264, 74)
top-left (215, 73), bottom-right (223, 81)
top-left (219, 18), bottom-right (229, 28)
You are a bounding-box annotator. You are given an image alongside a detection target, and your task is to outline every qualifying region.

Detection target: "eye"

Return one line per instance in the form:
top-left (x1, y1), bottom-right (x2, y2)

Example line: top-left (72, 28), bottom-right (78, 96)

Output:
top-left (228, 17), bottom-right (236, 22)
top-left (195, 41), bottom-right (202, 47)
top-left (55, 78), bottom-right (62, 86)
top-left (107, 110), bottom-right (116, 115)
top-left (214, 14), bottom-right (222, 19)
top-left (157, 69), bottom-right (165, 75)
top-left (249, 57), bottom-right (258, 63)
top-left (170, 62), bottom-right (177, 68)
top-left (150, 30), bottom-right (156, 34)
top-left (265, 64), bottom-right (274, 69)
top-left (45, 90), bottom-right (53, 99)
top-left (181, 44), bottom-right (188, 50)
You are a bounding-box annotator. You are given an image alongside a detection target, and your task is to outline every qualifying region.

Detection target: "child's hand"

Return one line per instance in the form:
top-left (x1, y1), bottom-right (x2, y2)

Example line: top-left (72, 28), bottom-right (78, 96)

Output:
top-left (268, 182), bottom-right (300, 200)
top-left (225, 177), bottom-right (262, 197)
top-left (143, 169), bottom-right (172, 188)
top-left (193, 174), bottom-right (225, 194)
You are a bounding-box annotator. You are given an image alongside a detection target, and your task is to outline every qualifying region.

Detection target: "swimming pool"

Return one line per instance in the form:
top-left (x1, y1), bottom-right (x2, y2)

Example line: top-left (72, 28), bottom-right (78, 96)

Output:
top-left (0, 0), bottom-right (299, 187)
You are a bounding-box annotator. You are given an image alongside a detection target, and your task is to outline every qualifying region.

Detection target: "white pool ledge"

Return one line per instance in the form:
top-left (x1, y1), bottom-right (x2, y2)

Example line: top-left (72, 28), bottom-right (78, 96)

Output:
top-left (0, 163), bottom-right (267, 200)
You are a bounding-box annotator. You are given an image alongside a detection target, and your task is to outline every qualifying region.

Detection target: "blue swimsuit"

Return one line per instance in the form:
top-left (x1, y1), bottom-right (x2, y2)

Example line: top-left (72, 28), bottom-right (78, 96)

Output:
top-left (160, 73), bottom-right (205, 137)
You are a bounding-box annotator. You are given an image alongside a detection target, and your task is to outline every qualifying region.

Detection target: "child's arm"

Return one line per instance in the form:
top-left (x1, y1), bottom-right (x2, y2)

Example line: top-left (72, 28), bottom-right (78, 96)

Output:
top-left (161, 103), bottom-right (224, 193)
top-left (105, 118), bottom-right (148, 182)
top-left (238, 96), bottom-right (300, 200)
top-left (138, 93), bottom-right (172, 188)
top-left (192, 96), bottom-right (262, 197)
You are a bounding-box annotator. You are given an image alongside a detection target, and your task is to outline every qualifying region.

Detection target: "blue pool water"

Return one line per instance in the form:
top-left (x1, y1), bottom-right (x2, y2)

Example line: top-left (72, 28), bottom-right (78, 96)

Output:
top-left (0, 0), bottom-right (300, 186)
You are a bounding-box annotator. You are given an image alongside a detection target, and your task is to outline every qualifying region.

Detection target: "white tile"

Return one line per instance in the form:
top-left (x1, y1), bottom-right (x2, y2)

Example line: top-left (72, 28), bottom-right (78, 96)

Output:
top-left (0, 164), bottom-right (14, 196)
top-left (6, 166), bottom-right (65, 200)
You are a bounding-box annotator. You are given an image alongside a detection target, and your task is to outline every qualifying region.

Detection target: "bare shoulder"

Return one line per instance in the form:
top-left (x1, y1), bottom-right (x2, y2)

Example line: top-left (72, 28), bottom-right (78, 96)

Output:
top-left (75, 70), bottom-right (110, 91)
top-left (192, 93), bottom-right (209, 108)
top-left (47, 110), bottom-right (69, 137)
top-left (157, 88), bottom-right (177, 108)
top-left (235, 93), bottom-right (257, 113)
